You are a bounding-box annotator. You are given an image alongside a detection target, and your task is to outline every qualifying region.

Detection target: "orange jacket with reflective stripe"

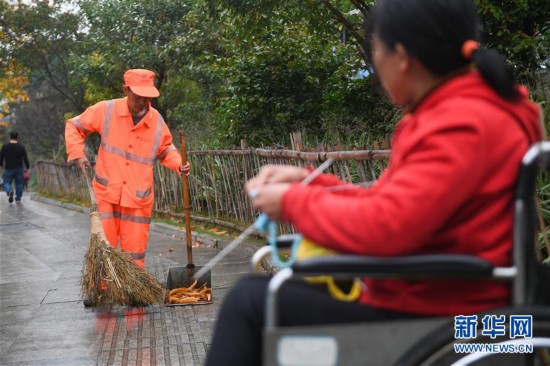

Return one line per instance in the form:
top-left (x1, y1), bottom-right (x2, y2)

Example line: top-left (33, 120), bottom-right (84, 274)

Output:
top-left (65, 97), bottom-right (182, 208)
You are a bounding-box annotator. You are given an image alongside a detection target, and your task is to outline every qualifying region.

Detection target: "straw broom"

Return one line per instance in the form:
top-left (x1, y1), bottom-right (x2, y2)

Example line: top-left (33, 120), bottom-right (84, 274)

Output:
top-left (80, 167), bottom-right (165, 307)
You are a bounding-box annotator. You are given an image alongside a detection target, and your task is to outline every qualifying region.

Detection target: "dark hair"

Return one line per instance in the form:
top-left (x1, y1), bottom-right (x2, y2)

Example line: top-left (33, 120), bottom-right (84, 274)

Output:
top-left (370, 0), bottom-right (519, 100)
top-left (10, 131), bottom-right (18, 140)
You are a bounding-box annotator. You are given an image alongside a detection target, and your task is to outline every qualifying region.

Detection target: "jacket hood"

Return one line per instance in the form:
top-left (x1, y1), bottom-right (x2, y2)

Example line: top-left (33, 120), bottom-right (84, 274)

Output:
top-left (418, 71), bottom-right (543, 145)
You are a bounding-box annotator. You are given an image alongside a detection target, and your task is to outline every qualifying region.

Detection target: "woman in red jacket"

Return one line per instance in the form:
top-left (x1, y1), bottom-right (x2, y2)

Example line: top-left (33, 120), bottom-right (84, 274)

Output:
top-left (206, 0), bottom-right (542, 364)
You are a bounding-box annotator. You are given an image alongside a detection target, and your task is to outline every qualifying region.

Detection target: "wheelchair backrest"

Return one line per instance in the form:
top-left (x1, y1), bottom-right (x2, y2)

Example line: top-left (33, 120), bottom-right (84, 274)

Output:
top-left (514, 142), bottom-right (550, 306)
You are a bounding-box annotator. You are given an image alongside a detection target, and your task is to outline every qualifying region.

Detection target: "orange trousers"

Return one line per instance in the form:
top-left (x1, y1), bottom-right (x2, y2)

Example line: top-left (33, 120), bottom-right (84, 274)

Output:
top-left (97, 200), bottom-right (153, 268)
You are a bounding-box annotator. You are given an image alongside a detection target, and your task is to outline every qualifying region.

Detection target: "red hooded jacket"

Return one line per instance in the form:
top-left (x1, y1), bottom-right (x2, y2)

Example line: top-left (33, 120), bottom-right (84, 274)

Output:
top-left (282, 71), bottom-right (542, 315)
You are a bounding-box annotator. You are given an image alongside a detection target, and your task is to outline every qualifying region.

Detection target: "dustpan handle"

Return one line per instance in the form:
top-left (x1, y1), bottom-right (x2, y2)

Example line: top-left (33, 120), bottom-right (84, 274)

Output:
top-left (81, 167), bottom-right (98, 212)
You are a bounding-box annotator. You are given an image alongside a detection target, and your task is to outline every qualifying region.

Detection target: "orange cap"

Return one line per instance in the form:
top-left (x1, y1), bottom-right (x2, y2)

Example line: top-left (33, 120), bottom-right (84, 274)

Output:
top-left (123, 69), bottom-right (160, 98)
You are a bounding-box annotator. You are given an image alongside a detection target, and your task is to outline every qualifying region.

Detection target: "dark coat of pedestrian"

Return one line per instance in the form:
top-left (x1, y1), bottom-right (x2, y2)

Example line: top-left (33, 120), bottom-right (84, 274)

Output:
top-left (0, 131), bottom-right (30, 204)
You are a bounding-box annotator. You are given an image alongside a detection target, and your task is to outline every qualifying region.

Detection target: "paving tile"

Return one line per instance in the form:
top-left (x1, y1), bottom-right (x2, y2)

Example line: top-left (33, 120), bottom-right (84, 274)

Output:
top-left (0, 195), bottom-right (254, 365)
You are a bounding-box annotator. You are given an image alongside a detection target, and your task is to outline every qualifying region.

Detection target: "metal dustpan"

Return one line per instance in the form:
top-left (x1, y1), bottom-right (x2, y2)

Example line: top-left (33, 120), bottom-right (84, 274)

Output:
top-left (166, 265), bottom-right (212, 305)
top-left (165, 131), bottom-right (212, 306)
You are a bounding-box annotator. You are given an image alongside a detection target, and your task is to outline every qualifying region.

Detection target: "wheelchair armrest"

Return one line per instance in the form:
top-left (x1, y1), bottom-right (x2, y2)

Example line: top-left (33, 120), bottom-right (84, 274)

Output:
top-left (291, 254), bottom-right (495, 279)
top-left (265, 254), bottom-right (496, 328)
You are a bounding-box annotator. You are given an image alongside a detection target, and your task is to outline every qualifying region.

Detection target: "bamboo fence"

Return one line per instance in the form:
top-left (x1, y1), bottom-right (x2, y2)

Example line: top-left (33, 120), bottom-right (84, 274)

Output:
top-left (34, 145), bottom-right (390, 233)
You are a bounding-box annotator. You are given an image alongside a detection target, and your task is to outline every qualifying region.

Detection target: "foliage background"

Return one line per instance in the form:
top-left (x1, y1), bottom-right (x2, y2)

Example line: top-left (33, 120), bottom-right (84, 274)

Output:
top-left (1, 0), bottom-right (548, 155)
top-left (2, 0), bottom-right (549, 258)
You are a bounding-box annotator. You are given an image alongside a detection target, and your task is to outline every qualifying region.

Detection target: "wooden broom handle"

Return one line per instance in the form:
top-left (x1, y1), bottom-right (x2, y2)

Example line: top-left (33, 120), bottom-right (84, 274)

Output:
top-left (81, 166), bottom-right (98, 212)
top-left (179, 131), bottom-right (194, 265)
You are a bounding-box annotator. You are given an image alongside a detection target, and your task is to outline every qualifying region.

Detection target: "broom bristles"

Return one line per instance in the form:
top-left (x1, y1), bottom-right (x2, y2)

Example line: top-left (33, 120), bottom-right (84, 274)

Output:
top-left (81, 233), bottom-right (166, 307)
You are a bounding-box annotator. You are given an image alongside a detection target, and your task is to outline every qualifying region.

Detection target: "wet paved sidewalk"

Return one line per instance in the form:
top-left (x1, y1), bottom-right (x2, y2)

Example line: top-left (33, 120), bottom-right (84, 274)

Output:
top-left (0, 193), bottom-right (258, 365)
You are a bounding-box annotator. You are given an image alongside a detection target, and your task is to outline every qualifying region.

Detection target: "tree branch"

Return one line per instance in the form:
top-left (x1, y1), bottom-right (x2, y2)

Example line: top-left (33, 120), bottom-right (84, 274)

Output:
top-left (350, 0), bottom-right (370, 17)
top-left (321, 0), bottom-right (371, 65)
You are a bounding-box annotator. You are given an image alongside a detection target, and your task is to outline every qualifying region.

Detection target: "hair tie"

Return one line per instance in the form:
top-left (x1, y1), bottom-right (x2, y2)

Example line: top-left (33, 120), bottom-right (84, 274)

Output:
top-left (461, 40), bottom-right (479, 60)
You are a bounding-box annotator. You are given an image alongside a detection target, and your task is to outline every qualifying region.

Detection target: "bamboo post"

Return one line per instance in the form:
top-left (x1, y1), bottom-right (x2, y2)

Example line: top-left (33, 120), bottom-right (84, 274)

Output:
top-left (179, 131), bottom-right (194, 266)
top-left (241, 139), bottom-right (250, 182)
top-left (291, 131), bottom-right (303, 152)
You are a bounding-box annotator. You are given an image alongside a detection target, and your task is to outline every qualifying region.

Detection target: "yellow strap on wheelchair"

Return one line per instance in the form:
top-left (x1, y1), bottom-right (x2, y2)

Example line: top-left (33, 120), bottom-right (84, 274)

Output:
top-left (297, 238), bottom-right (362, 302)
top-left (305, 276), bottom-right (362, 302)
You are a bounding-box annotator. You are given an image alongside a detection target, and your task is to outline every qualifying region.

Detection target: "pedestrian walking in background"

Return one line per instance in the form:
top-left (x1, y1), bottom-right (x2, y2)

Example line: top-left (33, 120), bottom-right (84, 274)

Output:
top-left (65, 69), bottom-right (191, 270)
top-left (0, 131), bottom-right (30, 204)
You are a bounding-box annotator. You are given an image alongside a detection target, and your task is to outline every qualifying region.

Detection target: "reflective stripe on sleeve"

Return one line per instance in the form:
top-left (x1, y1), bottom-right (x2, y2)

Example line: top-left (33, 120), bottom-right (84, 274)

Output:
top-left (158, 144), bottom-right (177, 161)
top-left (70, 116), bottom-right (92, 135)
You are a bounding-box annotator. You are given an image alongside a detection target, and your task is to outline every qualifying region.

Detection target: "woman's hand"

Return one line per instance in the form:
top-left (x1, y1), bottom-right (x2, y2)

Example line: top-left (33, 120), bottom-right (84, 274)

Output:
top-left (244, 165), bottom-right (308, 220)
top-left (247, 183), bottom-right (291, 220)
top-left (245, 165), bottom-right (308, 192)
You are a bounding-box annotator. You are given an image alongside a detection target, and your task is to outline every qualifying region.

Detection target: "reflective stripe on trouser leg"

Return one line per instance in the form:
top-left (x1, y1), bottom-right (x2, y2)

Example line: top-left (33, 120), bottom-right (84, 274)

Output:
top-left (97, 200), bottom-right (121, 249)
top-left (96, 200), bottom-right (152, 268)
top-left (96, 200), bottom-right (121, 290)
top-left (119, 205), bottom-right (152, 268)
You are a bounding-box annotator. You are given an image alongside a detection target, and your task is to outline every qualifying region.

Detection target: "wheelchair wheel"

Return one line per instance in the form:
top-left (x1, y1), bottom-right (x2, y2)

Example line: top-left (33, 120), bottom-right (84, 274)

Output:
top-left (396, 306), bottom-right (550, 366)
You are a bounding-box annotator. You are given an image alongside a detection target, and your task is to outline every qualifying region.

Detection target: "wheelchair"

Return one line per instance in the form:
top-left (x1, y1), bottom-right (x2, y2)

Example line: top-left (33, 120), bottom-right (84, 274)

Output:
top-left (251, 142), bottom-right (550, 365)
